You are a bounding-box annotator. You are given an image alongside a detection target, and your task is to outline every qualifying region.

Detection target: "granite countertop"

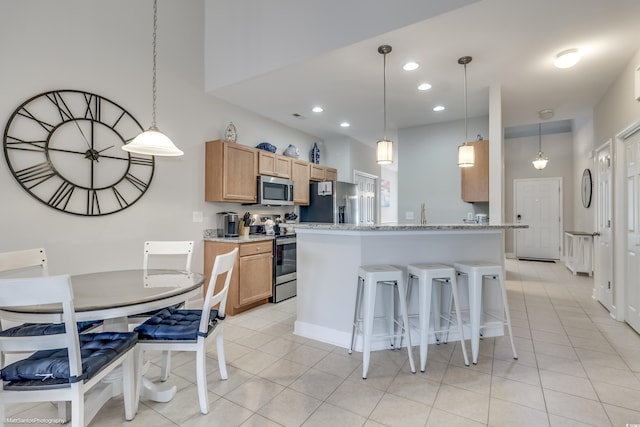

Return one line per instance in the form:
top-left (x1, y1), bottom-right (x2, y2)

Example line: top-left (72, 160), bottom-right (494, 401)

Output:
top-left (293, 223), bottom-right (527, 231)
top-left (203, 229), bottom-right (296, 242)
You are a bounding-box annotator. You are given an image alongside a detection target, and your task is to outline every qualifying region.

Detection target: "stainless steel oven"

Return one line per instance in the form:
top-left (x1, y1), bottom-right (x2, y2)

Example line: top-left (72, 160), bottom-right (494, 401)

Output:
top-left (272, 234), bottom-right (296, 303)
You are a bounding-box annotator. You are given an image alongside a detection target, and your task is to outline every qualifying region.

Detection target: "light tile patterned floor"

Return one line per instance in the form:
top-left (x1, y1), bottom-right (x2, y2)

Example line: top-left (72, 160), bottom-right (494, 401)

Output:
top-left (6, 259), bottom-right (640, 426)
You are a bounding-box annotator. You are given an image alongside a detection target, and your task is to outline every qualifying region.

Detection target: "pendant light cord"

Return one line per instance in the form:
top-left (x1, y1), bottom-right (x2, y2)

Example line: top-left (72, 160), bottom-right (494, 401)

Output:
top-left (463, 62), bottom-right (468, 143)
top-left (151, 0), bottom-right (158, 130)
top-left (538, 123), bottom-right (542, 152)
top-left (383, 49), bottom-right (388, 140)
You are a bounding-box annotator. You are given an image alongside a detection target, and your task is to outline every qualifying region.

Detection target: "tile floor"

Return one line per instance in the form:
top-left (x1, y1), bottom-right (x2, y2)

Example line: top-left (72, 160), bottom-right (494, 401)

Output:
top-left (6, 259), bottom-right (640, 426)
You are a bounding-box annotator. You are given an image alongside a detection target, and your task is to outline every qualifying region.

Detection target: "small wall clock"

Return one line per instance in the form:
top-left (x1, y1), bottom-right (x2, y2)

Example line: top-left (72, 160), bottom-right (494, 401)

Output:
top-left (581, 168), bottom-right (592, 208)
top-left (3, 89), bottom-right (155, 216)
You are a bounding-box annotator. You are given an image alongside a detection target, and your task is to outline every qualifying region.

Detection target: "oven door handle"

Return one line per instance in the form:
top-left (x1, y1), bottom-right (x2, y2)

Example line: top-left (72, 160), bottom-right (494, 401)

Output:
top-left (275, 237), bottom-right (296, 245)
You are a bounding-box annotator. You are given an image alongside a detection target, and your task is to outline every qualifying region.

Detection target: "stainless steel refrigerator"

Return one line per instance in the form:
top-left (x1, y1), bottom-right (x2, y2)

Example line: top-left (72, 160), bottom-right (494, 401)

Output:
top-left (300, 181), bottom-right (359, 224)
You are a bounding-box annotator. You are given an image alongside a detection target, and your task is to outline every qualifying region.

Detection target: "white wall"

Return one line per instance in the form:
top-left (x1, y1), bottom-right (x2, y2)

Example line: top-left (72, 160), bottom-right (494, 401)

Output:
top-left (503, 131), bottom-right (575, 254)
top-left (397, 117), bottom-right (489, 224)
top-left (0, 0), bottom-right (318, 275)
top-left (572, 115), bottom-right (596, 232)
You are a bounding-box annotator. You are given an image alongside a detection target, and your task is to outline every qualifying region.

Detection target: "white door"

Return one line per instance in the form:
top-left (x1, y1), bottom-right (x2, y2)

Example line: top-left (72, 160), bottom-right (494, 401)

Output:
top-left (514, 178), bottom-right (562, 260)
top-left (595, 142), bottom-right (614, 312)
top-left (625, 133), bottom-right (640, 332)
top-left (354, 171), bottom-right (376, 225)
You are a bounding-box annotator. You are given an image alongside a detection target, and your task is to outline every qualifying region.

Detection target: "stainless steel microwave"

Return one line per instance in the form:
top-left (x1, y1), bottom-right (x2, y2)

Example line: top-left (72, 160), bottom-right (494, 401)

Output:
top-left (257, 176), bottom-right (294, 206)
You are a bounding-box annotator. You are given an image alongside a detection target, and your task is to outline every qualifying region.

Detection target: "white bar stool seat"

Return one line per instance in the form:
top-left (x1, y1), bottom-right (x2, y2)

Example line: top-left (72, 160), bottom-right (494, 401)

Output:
top-left (407, 263), bottom-right (469, 371)
top-left (349, 265), bottom-right (416, 379)
top-left (454, 261), bottom-right (518, 364)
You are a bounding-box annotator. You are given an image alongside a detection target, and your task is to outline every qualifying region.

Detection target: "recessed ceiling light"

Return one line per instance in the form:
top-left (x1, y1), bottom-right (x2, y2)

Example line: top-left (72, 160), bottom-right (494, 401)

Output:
top-left (403, 61), bottom-right (419, 71)
top-left (433, 105), bottom-right (445, 112)
top-left (538, 109), bottom-right (554, 120)
top-left (312, 106), bottom-right (323, 113)
top-left (340, 122), bottom-right (350, 128)
top-left (418, 83), bottom-right (432, 91)
top-left (554, 49), bottom-right (580, 69)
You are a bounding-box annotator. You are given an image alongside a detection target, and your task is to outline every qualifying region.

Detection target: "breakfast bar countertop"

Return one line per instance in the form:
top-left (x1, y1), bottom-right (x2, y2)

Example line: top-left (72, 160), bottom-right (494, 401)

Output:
top-left (293, 222), bottom-right (527, 231)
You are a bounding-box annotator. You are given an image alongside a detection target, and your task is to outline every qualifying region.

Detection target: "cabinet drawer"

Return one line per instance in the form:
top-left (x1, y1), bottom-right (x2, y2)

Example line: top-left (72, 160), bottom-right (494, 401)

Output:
top-left (240, 241), bottom-right (272, 256)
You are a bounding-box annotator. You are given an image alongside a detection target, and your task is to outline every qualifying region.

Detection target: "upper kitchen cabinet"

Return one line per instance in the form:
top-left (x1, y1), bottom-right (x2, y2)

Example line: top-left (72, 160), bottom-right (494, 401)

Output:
top-left (461, 140), bottom-right (489, 202)
top-left (258, 151), bottom-right (291, 179)
top-left (205, 139), bottom-right (258, 203)
top-left (310, 164), bottom-right (338, 182)
top-left (291, 160), bottom-right (310, 205)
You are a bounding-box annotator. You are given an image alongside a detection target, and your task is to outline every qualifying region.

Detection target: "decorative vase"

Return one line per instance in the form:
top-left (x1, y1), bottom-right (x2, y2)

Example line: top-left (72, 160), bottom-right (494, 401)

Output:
top-left (283, 144), bottom-right (300, 158)
top-left (310, 142), bottom-right (320, 164)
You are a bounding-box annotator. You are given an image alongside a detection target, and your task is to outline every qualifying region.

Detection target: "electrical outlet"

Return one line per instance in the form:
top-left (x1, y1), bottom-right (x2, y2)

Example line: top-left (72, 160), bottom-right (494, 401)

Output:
top-left (192, 211), bottom-right (203, 223)
top-left (405, 211), bottom-right (414, 220)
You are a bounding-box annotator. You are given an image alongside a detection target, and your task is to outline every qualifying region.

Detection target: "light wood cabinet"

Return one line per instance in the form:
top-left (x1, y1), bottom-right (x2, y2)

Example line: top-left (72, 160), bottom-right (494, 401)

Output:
top-left (461, 140), bottom-right (489, 202)
top-left (204, 240), bottom-right (272, 316)
top-left (310, 164), bottom-right (337, 182)
top-left (258, 151), bottom-right (291, 178)
top-left (291, 160), bottom-right (310, 205)
top-left (205, 139), bottom-right (257, 203)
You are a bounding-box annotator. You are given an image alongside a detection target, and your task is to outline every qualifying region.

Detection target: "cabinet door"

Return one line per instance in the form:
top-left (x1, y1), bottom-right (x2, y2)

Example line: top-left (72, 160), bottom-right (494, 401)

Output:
top-left (325, 167), bottom-right (337, 181)
top-left (292, 160), bottom-right (310, 205)
top-left (310, 164), bottom-right (326, 181)
top-left (238, 252), bottom-right (272, 306)
top-left (461, 140), bottom-right (489, 202)
top-left (275, 156), bottom-right (292, 178)
top-left (258, 151), bottom-right (277, 176)
top-left (223, 143), bottom-right (258, 201)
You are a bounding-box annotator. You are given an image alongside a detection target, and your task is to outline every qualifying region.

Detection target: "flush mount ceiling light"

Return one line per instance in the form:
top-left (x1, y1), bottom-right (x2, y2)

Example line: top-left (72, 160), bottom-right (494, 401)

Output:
top-left (418, 82), bottom-right (432, 91)
top-left (376, 45), bottom-right (394, 165)
top-left (457, 56), bottom-right (474, 168)
top-left (538, 108), bottom-right (554, 120)
top-left (124, 0), bottom-right (183, 156)
top-left (403, 61), bottom-right (419, 71)
top-left (554, 49), bottom-right (581, 69)
top-left (532, 123), bottom-right (549, 170)
top-left (340, 122), bottom-right (350, 128)
top-left (312, 106), bottom-right (323, 113)
top-left (433, 105), bottom-right (445, 112)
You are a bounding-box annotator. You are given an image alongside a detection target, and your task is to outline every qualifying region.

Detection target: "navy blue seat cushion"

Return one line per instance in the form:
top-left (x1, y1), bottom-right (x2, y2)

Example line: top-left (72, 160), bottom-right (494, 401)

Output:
top-left (0, 320), bottom-right (102, 337)
top-left (1, 332), bottom-right (137, 388)
top-left (134, 309), bottom-right (221, 341)
top-left (128, 302), bottom-right (184, 319)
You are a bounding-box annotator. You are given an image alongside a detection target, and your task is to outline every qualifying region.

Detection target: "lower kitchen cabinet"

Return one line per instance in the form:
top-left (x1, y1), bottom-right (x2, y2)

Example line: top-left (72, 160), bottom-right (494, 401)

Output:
top-left (204, 240), bottom-right (273, 315)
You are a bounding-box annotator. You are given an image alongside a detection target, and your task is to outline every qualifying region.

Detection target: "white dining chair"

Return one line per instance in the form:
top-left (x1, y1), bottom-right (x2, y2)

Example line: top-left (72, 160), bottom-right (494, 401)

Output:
top-left (133, 241), bottom-right (194, 380)
top-left (0, 248), bottom-right (101, 368)
top-left (134, 248), bottom-right (238, 414)
top-left (0, 275), bottom-right (138, 427)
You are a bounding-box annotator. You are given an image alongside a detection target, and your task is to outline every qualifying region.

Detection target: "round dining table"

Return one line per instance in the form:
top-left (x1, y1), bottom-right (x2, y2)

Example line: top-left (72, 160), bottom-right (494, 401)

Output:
top-left (0, 269), bottom-right (206, 404)
top-left (0, 269), bottom-right (205, 324)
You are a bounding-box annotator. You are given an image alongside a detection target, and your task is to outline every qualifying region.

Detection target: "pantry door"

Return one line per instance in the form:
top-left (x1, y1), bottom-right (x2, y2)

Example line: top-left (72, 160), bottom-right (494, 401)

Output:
top-left (514, 178), bottom-right (562, 260)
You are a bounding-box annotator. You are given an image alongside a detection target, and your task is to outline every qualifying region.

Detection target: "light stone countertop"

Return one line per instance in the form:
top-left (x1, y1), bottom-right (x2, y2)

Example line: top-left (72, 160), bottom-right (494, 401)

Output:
top-left (293, 222), bottom-right (527, 231)
top-left (202, 230), bottom-right (296, 242)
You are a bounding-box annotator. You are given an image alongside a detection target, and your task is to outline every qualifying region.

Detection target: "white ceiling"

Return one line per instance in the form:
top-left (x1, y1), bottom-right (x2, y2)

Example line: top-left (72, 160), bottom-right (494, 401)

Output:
top-left (206, 0), bottom-right (640, 145)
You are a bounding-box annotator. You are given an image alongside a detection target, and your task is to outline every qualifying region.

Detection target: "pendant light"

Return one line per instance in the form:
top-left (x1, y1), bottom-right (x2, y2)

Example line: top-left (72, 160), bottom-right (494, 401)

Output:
top-left (457, 56), bottom-right (474, 168)
top-left (532, 123), bottom-right (549, 170)
top-left (123, 0), bottom-right (183, 157)
top-left (376, 45), bottom-right (393, 165)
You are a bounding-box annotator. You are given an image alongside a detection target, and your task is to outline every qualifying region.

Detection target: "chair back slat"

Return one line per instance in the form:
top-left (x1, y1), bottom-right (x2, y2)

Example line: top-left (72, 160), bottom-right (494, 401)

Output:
top-left (0, 275), bottom-right (82, 378)
top-left (0, 248), bottom-right (48, 276)
top-left (143, 241), bottom-right (194, 271)
top-left (200, 248), bottom-right (238, 333)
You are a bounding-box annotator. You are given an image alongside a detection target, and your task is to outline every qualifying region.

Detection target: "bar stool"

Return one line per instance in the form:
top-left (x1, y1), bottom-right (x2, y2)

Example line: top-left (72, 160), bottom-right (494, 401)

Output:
top-left (349, 265), bottom-right (416, 379)
top-left (407, 263), bottom-right (469, 371)
top-left (454, 261), bottom-right (518, 364)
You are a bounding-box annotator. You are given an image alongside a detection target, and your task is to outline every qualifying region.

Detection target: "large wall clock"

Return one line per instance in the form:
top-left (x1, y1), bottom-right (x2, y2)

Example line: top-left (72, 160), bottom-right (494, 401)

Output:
top-left (3, 89), bottom-right (154, 216)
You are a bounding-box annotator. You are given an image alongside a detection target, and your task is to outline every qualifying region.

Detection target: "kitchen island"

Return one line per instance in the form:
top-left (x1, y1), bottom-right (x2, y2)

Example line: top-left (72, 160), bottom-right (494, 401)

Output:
top-left (294, 223), bottom-right (527, 350)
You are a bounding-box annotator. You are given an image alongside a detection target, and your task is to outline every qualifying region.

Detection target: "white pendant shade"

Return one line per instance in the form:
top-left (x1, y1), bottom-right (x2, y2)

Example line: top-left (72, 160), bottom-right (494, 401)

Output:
top-left (457, 144), bottom-right (474, 168)
top-left (376, 139), bottom-right (393, 164)
top-left (532, 152), bottom-right (548, 170)
top-left (123, 129), bottom-right (184, 156)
